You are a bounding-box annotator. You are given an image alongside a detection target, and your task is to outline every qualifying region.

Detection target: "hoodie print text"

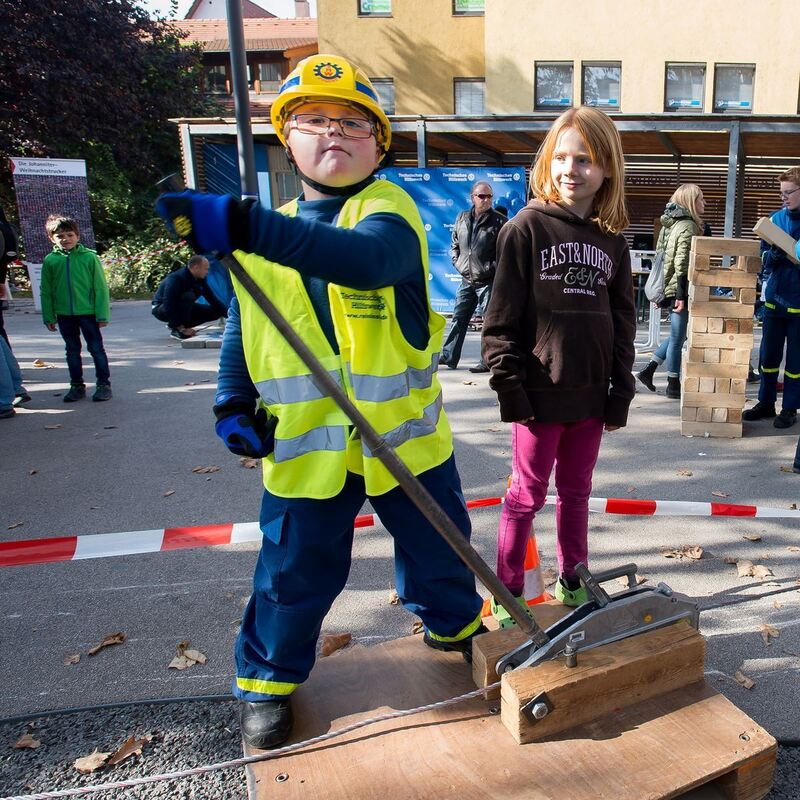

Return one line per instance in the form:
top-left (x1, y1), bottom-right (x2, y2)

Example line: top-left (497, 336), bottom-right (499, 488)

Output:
top-left (539, 242), bottom-right (615, 297)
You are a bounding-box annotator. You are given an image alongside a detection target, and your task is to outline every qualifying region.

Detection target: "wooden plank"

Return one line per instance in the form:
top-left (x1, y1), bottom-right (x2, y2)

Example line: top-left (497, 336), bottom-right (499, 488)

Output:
top-left (740, 319), bottom-right (754, 334)
top-left (724, 319), bottom-right (739, 333)
top-left (738, 255), bottom-right (762, 274)
top-left (690, 285), bottom-right (711, 303)
top-left (690, 268), bottom-right (757, 288)
top-left (697, 407), bottom-right (713, 422)
top-left (684, 362), bottom-right (749, 379)
top-left (683, 392), bottom-right (746, 409)
top-left (690, 301), bottom-right (754, 319)
top-left (703, 348), bottom-right (720, 363)
top-left (716, 378), bottom-right (731, 393)
top-left (753, 216), bottom-right (800, 264)
top-left (708, 317), bottom-right (725, 333)
top-left (689, 253), bottom-right (711, 270)
top-left (737, 288), bottom-right (757, 305)
top-left (684, 376), bottom-right (700, 393)
top-left (729, 408), bottom-right (743, 424)
top-left (699, 377), bottom-right (716, 393)
top-left (731, 378), bottom-right (746, 393)
top-left (682, 421), bottom-right (743, 438)
top-left (682, 406), bottom-right (698, 422)
top-left (711, 408), bottom-right (728, 423)
top-left (690, 317), bottom-right (708, 334)
top-left (691, 236), bottom-right (760, 257)
top-left (501, 623), bottom-right (705, 744)
top-left (691, 333), bottom-right (753, 349)
top-left (247, 633), bottom-right (777, 800)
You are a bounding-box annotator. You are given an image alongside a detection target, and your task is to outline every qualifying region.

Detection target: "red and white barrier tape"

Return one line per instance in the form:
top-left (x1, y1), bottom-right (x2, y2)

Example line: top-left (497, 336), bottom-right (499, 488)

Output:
top-left (1, 495), bottom-right (797, 568)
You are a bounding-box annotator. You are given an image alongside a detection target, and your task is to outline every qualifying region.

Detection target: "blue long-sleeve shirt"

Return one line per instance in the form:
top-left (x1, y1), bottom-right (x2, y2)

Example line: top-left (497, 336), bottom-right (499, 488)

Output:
top-left (216, 189), bottom-right (428, 406)
top-left (762, 206), bottom-right (800, 309)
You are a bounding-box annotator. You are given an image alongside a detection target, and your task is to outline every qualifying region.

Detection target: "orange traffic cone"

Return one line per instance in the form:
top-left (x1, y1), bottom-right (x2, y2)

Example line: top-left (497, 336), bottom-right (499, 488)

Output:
top-left (481, 533), bottom-right (549, 618)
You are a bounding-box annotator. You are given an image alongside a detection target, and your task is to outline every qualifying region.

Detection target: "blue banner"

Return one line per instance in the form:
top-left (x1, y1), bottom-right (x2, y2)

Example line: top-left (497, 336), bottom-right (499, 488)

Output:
top-left (377, 167), bottom-right (527, 312)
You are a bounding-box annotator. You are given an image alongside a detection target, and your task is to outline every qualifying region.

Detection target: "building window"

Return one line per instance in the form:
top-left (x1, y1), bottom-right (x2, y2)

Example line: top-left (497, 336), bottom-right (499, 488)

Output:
top-left (371, 78), bottom-right (395, 114)
top-left (205, 65), bottom-right (228, 94)
top-left (454, 79), bottom-right (485, 115)
top-left (453, 0), bottom-right (485, 14)
top-left (714, 64), bottom-right (754, 113)
top-left (535, 62), bottom-right (573, 111)
top-left (358, 0), bottom-right (391, 14)
top-left (257, 62), bottom-right (282, 93)
top-left (582, 63), bottom-right (621, 110)
top-left (665, 63), bottom-right (705, 111)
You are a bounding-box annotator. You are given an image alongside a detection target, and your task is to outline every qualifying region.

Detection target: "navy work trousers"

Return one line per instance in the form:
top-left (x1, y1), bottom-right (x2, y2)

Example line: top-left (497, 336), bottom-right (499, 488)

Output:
top-left (758, 306), bottom-right (800, 411)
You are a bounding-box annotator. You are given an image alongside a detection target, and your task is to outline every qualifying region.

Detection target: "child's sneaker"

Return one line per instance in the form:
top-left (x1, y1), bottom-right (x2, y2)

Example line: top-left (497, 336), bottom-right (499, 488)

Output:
top-left (554, 577), bottom-right (589, 607)
top-left (13, 391), bottom-right (32, 405)
top-left (490, 595), bottom-right (532, 629)
top-left (92, 384), bottom-right (113, 402)
top-left (63, 384), bottom-right (86, 403)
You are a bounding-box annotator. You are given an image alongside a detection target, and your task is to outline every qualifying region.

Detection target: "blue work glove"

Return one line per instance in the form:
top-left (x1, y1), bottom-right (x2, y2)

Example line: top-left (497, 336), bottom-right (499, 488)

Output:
top-left (213, 400), bottom-right (276, 458)
top-left (155, 190), bottom-right (243, 254)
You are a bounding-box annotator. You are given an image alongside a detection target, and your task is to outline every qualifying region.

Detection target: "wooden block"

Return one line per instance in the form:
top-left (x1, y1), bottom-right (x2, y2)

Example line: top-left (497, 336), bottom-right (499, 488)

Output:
top-left (735, 348), bottom-right (751, 364)
top-left (715, 749), bottom-right (777, 800)
top-left (684, 361), bottom-right (749, 380)
top-left (728, 408), bottom-right (743, 423)
top-left (711, 407), bottom-right (728, 423)
top-left (740, 318), bottom-right (754, 334)
top-left (681, 406), bottom-right (698, 422)
top-left (690, 300), bottom-right (754, 319)
top-left (738, 288), bottom-right (757, 305)
top-left (690, 316), bottom-right (708, 334)
top-left (688, 347), bottom-right (705, 363)
top-left (696, 407), bottom-right (712, 422)
top-left (691, 333), bottom-right (752, 349)
top-left (683, 392), bottom-right (746, 409)
top-left (731, 378), bottom-right (746, 393)
top-left (703, 348), bottom-right (720, 363)
top-left (724, 319), bottom-right (739, 333)
top-left (684, 376), bottom-right (699, 393)
top-left (689, 253), bottom-right (711, 269)
top-left (715, 378), bottom-right (731, 393)
top-left (690, 268), bottom-right (757, 288)
top-left (698, 377), bottom-right (715, 393)
top-left (472, 602), bottom-right (571, 695)
top-left (753, 216), bottom-right (800, 264)
top-left (707, 317), bottom-right (724, 333)
top-left (720, 349), bottom-right (736, 364)
top-left (500, 622), bottom-right (705, 744)
top-left (691, 236), bottom-right (760, 257)
top-left (689, 285), bottom-right (710, 303)
top-left (739, 255), bottom-right (762, 274)
top-left (682, 420), bottom-right (743, 438)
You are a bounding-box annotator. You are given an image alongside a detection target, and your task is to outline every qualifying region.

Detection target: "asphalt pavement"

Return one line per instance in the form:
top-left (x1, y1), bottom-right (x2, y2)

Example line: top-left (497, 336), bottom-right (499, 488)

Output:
top-left (0, 299), bottom-right (798, 798)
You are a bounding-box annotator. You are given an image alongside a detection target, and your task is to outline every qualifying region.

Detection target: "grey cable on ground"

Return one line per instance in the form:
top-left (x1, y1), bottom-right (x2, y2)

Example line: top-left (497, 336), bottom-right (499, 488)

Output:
top-left (0, 682), bottom-right (500, 800)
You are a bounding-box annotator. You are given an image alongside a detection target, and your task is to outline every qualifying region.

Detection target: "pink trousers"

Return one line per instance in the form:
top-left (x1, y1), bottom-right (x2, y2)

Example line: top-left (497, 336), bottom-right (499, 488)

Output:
top-left (496, 417), bottom-right (604, 595)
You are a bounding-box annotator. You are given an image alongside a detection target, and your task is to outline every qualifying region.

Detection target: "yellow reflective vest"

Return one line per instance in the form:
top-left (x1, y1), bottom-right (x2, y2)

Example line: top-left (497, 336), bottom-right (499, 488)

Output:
top-left (232, 180), bottom-right (454, 499)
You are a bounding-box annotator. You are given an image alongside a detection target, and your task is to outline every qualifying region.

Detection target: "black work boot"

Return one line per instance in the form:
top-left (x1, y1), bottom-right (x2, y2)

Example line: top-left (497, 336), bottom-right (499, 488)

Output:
top-left (422, 623), bottom-right (488, 664)
top-left (742, 401), bottom-right (776, 421)
top-left (636, 360), bottom-right (658, 392)
top-left (666, 376), bottom-right (681, 399)
top-left (63, 384), bottom-right (86, 403)
top-left (239, 699), bottom-right (293, 750)
top-left (774, 408), bottom-right (797, 429)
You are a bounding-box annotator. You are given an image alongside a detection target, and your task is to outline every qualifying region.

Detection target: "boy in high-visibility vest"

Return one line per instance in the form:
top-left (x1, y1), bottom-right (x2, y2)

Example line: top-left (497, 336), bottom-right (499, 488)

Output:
top-left (157, 54), bottom-right (485, 750)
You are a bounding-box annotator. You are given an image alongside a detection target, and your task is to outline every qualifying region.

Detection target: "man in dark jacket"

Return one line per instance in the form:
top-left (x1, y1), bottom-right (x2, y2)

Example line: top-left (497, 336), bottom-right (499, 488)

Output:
top-left (439, 182), bottom-right (506, 372)
top-left (151, 255), bottom-right (228, 340)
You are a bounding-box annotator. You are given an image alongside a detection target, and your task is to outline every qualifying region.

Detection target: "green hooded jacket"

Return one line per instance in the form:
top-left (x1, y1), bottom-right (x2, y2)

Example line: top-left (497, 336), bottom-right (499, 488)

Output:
top-left (40, 243), bottom-right (110, 325)
top-left (656, 203), bottom-right (701, 302)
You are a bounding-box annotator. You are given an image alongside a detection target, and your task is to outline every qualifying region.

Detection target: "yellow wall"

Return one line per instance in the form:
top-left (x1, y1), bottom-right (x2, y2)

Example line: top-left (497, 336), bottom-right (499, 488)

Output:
top-left (318, 0), bottom-right (484, 115)
top-left (486, 0), bottom-right (800, 115)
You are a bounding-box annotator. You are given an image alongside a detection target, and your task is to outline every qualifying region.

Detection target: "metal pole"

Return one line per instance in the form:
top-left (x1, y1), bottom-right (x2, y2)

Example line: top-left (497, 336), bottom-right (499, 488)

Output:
top-left (226, 0), bottom-right (259, 200)
top-left (724, 122), bottom-right (740, 240)
top-left (416, 119), bottom-right (427, 168)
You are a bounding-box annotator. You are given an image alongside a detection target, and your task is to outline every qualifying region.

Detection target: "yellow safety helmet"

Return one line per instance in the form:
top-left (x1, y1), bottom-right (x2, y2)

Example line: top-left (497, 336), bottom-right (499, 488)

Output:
top-left (271, 54), bottom-right (391, 154)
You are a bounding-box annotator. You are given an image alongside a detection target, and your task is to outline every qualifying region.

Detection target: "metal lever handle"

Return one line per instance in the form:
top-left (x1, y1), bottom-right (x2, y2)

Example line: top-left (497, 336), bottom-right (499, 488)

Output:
top-left (574, 563), bottom-right (611, 607)
top-left (590, 563), bottom-right (639, 590)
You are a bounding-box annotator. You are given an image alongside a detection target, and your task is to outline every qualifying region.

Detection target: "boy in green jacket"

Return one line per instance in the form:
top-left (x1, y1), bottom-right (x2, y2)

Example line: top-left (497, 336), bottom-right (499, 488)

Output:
top-left (41, 216), bottom-right (112, 402)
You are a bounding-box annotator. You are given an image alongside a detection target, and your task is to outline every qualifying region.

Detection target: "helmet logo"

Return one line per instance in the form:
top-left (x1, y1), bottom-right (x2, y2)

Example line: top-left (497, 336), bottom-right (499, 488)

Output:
top-left (313, 62), bottom-right (343, 81)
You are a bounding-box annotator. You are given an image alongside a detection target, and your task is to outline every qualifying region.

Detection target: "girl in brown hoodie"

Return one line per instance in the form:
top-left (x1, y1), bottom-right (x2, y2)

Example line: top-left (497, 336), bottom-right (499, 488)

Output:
top-left (482, 107), bottom-right (636, 620)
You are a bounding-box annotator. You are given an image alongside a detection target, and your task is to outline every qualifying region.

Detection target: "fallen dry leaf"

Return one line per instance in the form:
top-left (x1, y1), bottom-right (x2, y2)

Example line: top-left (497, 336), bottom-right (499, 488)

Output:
top-left (106, 735), bottom-right (151, 767)
top-left (742, 534), bottom-right (762, 542)
top-left (7, 522), bottom-right (23, 530)
top-left (760, 624), bottom-right (779, 646)
top-left (43, 424), bottom-right (61, 430)
top-left (662, 546), bottom-right (704, 560)
top-left (63, 654), bottom-right (80, 666)
top-left (711, 490), bottom-right (729, 498)
top-left (773, 600), bottom-right (782, 610)
top-left (74, 749), bottom-right (110, 774)
top-left (676, 469), bottom-right (694, 477)
top-left (163, 489), bottom-right (175, 497)
top-left (12, 733), bottom-right (41, 750)
top-left (462, 380), bottom-right (475, 385)
top-left (388, 590), bottom-right (400, 605)
top-left (191, 465), bottom-right (220, 474)
top-left (32, 359), bottom-right (55, 369)
top-left (790, 503), bottom-right (798, 510)
top-left (320, 632), bottom-right (352, 657)
top-left (239, 457), bottom-right (259, 469)
top-left (487, 426), bottom-right (501, 432)
top-left (626, 486), bottom-right (637, 494)
top-left (734, 670), bottom-right (755, 690)
top-left (88, 632), bottom-right (126, 656)
top-left (183, 649), bottom-right (207, 664)
top-left (617, 574), bottom-right (648, 588)
top-left (788, 546), bottom-right (800, 552)
top-left (168, 655), bottom-right (192, 670)
top-left (168, 641), bottom-right (207, 670)
top-left (752, 565), bottom-right (774, 580)
top-left (736, 560), bottom-right (755, 577)
top-left (779, 466), bottom-right (794, 473)
top-left (411, 620), bottom-right (424, 635)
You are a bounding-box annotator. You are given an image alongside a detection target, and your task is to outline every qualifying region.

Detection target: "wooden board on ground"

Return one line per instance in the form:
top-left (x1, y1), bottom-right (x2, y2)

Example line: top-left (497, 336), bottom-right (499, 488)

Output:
top-left (246, 631), bottom-right (776, 800)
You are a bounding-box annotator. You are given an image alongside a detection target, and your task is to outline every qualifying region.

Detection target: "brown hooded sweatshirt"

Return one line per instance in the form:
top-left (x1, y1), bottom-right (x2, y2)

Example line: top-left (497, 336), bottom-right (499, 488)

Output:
top-left (481, 200), bottom-right (636, 427)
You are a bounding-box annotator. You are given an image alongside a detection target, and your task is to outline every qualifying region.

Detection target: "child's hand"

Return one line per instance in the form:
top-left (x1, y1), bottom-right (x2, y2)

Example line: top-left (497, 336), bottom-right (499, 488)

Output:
top-left (98, 322), bottom-right (108, 328)
top-left (604, 423), bottom-right (621, 432)
top-left (46, 323), bottom-right (57, 332)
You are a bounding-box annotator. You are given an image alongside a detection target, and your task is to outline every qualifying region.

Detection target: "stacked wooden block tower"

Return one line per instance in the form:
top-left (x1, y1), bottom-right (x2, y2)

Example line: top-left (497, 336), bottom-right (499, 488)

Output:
top-left (681, 236), bottom-right (761, 438)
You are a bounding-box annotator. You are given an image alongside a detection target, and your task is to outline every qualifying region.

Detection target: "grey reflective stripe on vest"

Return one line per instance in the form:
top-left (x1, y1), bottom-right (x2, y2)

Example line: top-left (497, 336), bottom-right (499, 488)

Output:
top-left (349, 352), bottom-right (440, 402)
top-left (255, 369), bottom-right (343, 406)
top-left (362, 392), bottom-right (444, 458)
top-left (273, 425), bottom-right (348, 463)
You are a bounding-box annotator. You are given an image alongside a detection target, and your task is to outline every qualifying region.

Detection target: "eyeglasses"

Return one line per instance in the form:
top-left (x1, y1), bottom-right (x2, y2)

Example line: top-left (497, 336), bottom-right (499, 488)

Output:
top-left (779, 187), bottom-right (800, 200)
top-left (473, 193), bottom-right (493, 200)
top-left (290, 113), bottom-right (375, 139)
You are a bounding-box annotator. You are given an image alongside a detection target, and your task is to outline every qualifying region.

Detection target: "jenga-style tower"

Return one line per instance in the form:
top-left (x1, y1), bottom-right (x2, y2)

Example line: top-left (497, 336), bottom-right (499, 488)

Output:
top-left (681, 237), bottom-right (761, 438)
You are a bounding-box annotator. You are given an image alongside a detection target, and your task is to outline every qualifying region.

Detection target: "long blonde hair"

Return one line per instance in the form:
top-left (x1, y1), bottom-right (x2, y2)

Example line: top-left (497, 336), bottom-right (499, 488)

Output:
top-left (668, 184), bottom-right (704, 231)
top-left (530, 106), bottom-right (629, 235)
